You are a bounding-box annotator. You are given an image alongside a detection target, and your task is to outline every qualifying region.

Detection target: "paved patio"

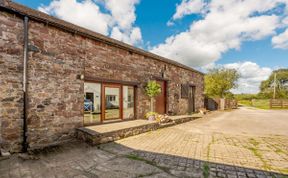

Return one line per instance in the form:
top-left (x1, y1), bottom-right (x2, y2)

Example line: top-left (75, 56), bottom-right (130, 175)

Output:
top-left (0, 107), bottom-right (287, 177)
top-left (114, 107), bottom-right (288, 175)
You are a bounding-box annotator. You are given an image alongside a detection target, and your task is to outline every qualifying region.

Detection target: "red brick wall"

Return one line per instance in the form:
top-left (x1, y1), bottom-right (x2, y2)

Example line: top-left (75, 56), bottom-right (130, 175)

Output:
top-left (0, 11), bottom-right (204, 152)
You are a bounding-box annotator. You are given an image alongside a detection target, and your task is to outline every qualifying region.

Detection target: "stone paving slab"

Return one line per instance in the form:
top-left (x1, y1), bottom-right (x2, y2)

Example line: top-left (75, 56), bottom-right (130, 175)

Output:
top-left (0, 108), bottom-right (287, 178)
top-left (115, 125), bottom-right (288, 175)
top-left (0, 140), bottom-right (287, 178)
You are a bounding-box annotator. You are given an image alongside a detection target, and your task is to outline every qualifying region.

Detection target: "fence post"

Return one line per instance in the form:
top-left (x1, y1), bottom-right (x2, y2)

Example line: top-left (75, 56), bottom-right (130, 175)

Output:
top-left (281, 99), bottom-right (283, 109)
top-left (270, 99), bottom-right (272, 109)
top-left (220, 98), bottom-right (225, 110)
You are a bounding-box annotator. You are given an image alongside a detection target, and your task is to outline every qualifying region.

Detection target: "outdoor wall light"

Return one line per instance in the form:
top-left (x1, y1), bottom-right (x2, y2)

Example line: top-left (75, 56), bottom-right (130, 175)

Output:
top-left (77, 74), bottom-right (85, 80)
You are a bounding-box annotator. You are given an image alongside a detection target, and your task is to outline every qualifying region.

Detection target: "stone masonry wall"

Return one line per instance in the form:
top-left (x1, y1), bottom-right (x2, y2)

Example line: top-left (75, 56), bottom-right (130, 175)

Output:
top-left (0, 11), bottom-right (24, 152)
top-left (26, 20), bottom-right (85, 149)
top-left (84, 39), bottom-right (204, 118)
top-left (0, 10), bottom-right (204, 152)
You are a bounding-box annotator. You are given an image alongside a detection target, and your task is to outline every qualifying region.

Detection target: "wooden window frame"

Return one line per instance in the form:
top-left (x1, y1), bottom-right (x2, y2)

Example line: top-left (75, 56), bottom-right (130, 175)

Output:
top-left (84, 77), bottom-right (138, 125)
top-left (181, 84), bottom-right (189, 99)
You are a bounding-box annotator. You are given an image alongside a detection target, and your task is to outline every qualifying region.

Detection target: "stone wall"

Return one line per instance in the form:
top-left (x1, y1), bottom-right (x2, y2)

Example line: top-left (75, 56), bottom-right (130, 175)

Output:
top-left (84, 38), bottom-right (204, 118)
top-left (0, 10), bottom-right (204, 152)
top-left (26, 20), bottom-right (85, 149)
top-left (205, 98), bottom-right (238, 111)
top-left (0, 11), bottom-right (24, 152)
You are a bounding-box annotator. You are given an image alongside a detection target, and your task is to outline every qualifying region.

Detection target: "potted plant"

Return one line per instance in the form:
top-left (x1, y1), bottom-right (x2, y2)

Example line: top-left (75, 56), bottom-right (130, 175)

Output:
top-left (144, 80), bottom-right (161, 121)
top-left (145, 112), bottom-right (158, 121)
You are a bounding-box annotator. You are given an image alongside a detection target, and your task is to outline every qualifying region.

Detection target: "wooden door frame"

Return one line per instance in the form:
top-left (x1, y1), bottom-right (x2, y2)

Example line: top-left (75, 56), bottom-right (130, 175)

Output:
top-left (155, 80), bottom-right (168, 114)
top-left (101, 84), bottom-right (123, 122)
top-left (188, 86), bottom-right (196, 113)
top-left (84, 79), bottom-right (138, 125)
top-left (152, 77), bottom-right (169, 114)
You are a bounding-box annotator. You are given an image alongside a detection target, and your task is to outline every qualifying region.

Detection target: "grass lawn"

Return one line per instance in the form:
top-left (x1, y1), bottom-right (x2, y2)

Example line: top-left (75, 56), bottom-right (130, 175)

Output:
top-left (238, 99), bottom-right (270, 109)
top-left (251, 99), bottom-right (270, 109)
top-left (238, 100), bottom-right (252, 107)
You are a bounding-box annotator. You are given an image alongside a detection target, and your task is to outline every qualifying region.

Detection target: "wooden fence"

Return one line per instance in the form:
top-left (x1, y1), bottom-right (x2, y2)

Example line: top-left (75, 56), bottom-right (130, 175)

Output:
top-left (270, 99), bottom-right (288, 109)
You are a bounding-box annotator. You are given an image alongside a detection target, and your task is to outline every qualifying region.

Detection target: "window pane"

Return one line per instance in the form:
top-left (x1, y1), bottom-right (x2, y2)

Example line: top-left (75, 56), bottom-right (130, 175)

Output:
top-left (84, 82), bottom-right (101, 125)
top-left (105, 87), bottom-right (120, 120)
top-left (123, 86), bottom-right (134, 119)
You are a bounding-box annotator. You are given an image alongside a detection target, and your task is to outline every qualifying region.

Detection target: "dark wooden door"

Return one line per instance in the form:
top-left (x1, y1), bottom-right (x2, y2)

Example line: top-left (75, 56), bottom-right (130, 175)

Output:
top-left (155, 80), bottom-right (166, 114)
top-left (188, 86), bottom-right (195, 113)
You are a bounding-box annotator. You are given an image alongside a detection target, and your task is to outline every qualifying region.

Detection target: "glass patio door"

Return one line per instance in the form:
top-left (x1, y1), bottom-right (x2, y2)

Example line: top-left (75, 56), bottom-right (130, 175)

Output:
top-left (103, 85), bottom-right (122, 120)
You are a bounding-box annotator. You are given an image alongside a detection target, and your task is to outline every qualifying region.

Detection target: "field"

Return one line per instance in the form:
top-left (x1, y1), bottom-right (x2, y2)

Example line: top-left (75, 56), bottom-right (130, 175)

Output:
top-left (238, 99), bottom-right (270, 109)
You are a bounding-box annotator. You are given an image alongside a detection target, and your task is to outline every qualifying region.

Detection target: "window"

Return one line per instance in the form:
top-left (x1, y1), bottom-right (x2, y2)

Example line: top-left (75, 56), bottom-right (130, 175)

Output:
top-left (123, 86), bottom-right (135, 119)
top-left (84, 82), bottom-right (101, 125)
top-left (106, 95), bottom-right (116, 102)
top-left (84, 82), bottom-right (136, 124)
top-left (181, 84), bottom-right (189, 99)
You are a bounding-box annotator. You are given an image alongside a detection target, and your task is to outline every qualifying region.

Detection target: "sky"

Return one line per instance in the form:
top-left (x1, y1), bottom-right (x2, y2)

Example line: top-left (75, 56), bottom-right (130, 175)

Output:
top-left (14, 0), bottom-right (288, 94)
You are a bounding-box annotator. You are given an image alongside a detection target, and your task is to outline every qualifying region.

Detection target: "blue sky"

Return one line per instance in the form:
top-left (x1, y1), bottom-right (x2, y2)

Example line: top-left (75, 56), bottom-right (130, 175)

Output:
top-left (14, 0), bottom-right (288, 93)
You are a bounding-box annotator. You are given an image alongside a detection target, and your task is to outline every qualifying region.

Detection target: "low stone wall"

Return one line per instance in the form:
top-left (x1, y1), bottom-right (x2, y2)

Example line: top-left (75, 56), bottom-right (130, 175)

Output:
top-left (77, 123), bottom-right (159, 145)
top-left (223, 99), bottom-right (238, 110)
top-left (76, 116), bottom-right (200, 145)
top-left (205, 98), bottom-right (238, 111)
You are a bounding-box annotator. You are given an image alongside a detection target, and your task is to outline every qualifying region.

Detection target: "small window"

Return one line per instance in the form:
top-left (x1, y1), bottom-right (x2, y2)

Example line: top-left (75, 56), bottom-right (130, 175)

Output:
top-left (107, 95), bottom-right (116, 102)
top-left (181, 84), bottom-right (189, 98)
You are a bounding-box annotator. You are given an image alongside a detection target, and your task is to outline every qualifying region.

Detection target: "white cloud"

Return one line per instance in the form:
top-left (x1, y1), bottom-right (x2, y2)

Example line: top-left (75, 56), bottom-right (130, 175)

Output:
top-left (172, 0), bottom-right (207, 21)
top-left (110, 26), bottom-right (142, 45)
top-left (104, 0), bottom-right (139, 30)
top-left (103, 0), bottom-right (142, 45)
top-left (152, 0), bottom-right (288, 68)
top-left (283, 17), bottom-right (288, 26)
top-left (224, 61), bottom-right (272, 94)
top-left (272, 29), bottom-right (288, 49)
top-left (39, 0), bottom-right (142, 45)
top-left (39, 0), bottom-right (112, 35)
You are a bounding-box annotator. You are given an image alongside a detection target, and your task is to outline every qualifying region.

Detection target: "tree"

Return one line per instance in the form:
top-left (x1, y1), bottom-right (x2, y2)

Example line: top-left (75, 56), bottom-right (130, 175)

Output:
top-left (205, 68), bottom-right (240, 98)
top-left (259, 69), bottom-right (288, 99)
top-left (145, 80), bottom-right (161, 112)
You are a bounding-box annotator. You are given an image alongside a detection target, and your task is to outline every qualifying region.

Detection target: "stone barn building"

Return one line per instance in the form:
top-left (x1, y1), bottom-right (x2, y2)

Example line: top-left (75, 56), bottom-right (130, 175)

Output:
top-left (0, 0), bottom-right (204, 153)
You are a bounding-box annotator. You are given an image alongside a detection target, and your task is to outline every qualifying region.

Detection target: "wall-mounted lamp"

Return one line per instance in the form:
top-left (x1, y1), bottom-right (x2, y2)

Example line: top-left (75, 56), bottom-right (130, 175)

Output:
top-left (77, 74), bottom-right (85, 80)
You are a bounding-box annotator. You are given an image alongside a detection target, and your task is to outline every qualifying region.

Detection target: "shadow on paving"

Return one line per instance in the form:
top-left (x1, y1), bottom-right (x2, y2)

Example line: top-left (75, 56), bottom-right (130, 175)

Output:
top-left (0, 140), bottom-right (287, 178)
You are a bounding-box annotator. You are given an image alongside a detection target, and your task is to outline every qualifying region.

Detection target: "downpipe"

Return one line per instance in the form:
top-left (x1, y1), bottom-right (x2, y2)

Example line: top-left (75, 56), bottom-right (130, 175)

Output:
top-left (22, 16), bottom-right (29, 152)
